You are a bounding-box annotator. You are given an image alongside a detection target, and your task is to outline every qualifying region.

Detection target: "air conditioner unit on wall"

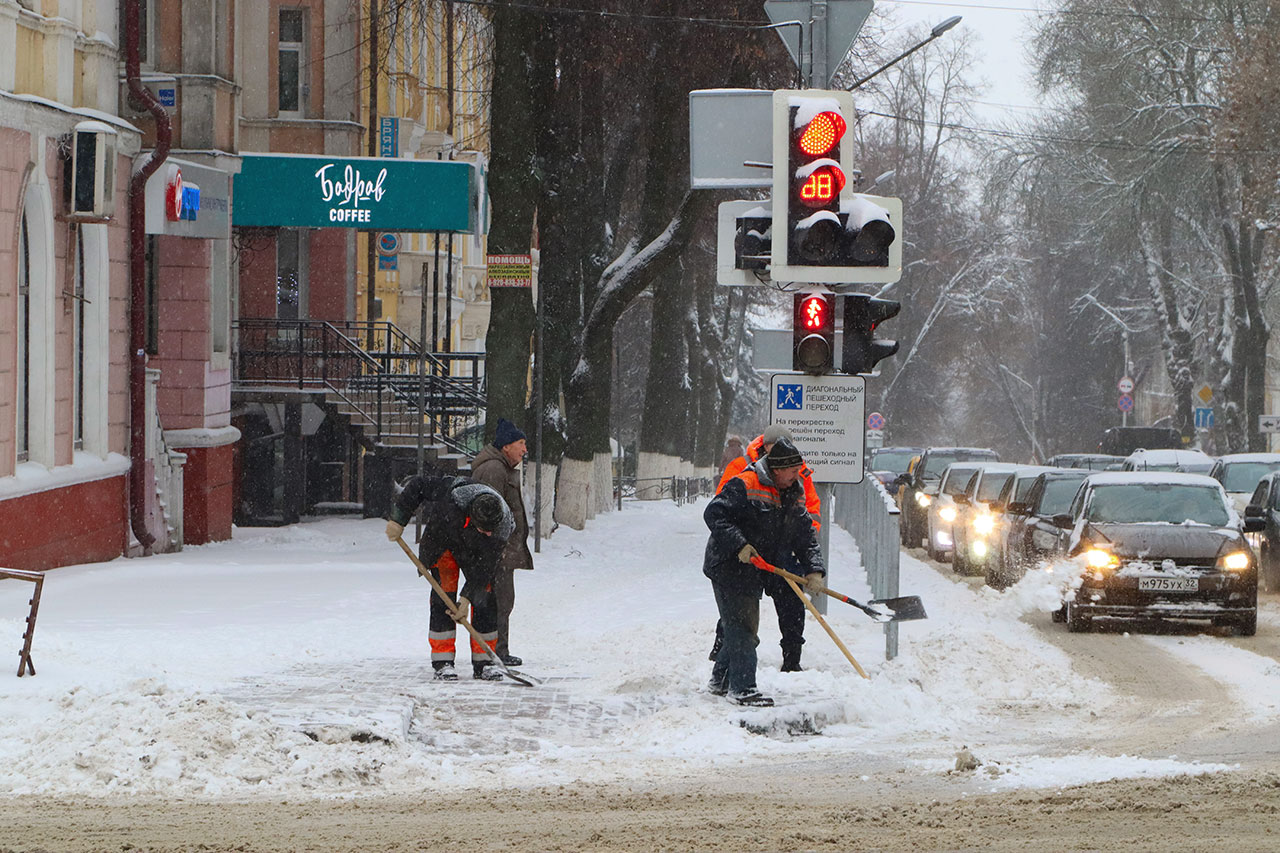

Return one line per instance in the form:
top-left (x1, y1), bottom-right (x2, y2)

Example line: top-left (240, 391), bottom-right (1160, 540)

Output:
top-left (65, 121), bottom-right (118, 220)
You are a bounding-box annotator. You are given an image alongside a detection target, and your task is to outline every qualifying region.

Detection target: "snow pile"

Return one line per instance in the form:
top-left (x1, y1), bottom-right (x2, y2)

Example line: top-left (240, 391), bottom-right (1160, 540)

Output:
top-left (0, 501), bottom-right (1250, 799)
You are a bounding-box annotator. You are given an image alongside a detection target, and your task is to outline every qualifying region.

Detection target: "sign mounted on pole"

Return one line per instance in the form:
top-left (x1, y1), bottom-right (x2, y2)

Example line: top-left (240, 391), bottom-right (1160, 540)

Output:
top-left (763, 0), bottom-right (874, 87)
top-left (1259, 415), bottom-right (1280, 434)
top-left (1194, 406), bottom-right (1214, 429)
top-left (689, 89), bottom-right (773, 189)
top-left (1118, 376), bottom-right (1134, 394)
top-left (769, 372), bottom-right (866, 483)
top-left (1195, 383), bottom-right (1214, 405)
top-left (1117, 393), bottom-right (1134, 413)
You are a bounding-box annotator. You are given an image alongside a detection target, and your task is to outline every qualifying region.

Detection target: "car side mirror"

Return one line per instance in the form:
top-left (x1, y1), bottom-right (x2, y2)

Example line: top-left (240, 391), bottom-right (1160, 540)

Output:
top-left (1245, 504), bottom-right (1266, 519)
top-left (892, 474), bottom-right (909, 488)
top-left (1051, 513), bottom-right (1075, 530)
top-left (1007, 501), bottom-right (1029, 515)
top-left (991, 501), bottom-right (1006, 513)
top-left (953, 494), bottom-right (970, 505)
top-left (1244, 516), bottom-right (1266, 533)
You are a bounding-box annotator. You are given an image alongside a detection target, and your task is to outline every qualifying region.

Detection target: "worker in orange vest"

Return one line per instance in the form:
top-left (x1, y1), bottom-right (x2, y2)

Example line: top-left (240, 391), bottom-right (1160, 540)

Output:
top-left (710, 424), bottom-right (821, 672)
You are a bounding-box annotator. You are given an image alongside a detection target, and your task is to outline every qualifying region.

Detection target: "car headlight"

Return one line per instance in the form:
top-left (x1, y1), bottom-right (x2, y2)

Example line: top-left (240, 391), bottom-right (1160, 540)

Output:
top-left (939, 506), bottom-right (958, 523)
top-left (1082, 548), bottom-right (1119, 570)
top-left (916, 492), bottom-right (932, 508)
top-left (1219, 551), bottom-right (1251, 571)
top-left (973, 514), bottom-right (996, 535)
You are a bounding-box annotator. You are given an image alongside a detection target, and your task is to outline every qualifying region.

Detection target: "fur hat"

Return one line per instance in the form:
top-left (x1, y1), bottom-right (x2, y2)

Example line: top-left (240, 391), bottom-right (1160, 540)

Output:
top-left (469, 492), bottom-right (505, 532)
top-left (762, 424), bottom-right (794, 446)
top-left (493, 418), bottom-right (527, 449)
top-left (765, 437), bottom-right (804, 469)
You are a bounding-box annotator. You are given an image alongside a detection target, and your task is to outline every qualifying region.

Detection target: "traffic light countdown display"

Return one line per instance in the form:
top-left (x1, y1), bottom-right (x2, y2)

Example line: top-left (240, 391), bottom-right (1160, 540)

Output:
top-left (770, 90), bottom-right (903, 285)
top-left (792, 293), bottom-right (835, 374)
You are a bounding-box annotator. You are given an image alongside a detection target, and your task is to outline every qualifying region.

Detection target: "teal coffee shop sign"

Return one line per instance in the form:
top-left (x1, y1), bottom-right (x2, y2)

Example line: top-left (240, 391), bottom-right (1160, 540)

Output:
top-left (233, 153), bottom-right (482, 233)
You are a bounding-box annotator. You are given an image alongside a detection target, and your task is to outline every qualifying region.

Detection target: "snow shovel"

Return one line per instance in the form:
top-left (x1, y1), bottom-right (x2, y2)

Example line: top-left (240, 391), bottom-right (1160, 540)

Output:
top-left (395, 537), bottom-right (543, 687)
top-left (750, 556), bottom-right (927, 623)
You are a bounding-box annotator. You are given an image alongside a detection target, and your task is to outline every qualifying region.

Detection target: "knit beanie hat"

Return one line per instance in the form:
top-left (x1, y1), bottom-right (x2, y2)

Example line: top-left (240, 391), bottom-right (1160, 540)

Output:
top-left (470, 492), bottom-right (505, 532)
top-left (493, 418), bottom-right (527, 449)
top-left (765, 437), bottom-right (804, 469)
top-left (762, 424), bottom-right (794, 445)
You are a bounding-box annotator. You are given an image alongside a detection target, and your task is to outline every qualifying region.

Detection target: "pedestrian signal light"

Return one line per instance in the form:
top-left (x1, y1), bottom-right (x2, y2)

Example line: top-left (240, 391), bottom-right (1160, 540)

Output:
top-left (842, 293), bottom-right (900, 375)
top-left (793, 292), bottom-right (835, 374)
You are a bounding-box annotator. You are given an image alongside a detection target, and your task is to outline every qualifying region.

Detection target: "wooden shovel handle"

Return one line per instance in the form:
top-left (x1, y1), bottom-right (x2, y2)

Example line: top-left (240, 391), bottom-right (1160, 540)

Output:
top-left (751, 556), bottom-right (887, 620)
top-left (396, 536), bottom-right (498, 663)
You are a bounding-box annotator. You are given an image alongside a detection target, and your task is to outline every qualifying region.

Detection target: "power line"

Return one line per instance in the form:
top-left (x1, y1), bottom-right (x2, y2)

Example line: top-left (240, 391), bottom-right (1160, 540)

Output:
top-left (862, 109), bottom-right (1280, 154)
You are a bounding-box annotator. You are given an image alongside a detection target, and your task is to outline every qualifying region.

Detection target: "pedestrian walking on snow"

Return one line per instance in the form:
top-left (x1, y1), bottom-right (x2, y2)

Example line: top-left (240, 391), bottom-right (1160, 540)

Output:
top-left (703, 438), bottom-right (826, 706)
top-left (385, 474), bottom-right (514, 681)
top-left (710, 424), bottom-right (822, 672)
top-left (469, 418), bottom-right (533, 667)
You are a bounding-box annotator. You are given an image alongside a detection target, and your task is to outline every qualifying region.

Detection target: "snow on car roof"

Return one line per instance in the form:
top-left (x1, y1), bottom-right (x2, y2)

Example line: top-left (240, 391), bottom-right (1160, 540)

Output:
top-left (1125, 448), bottom-right (1213, 463)
top-left (1085, 471), bottom-right (1223, 487)
top-left (1215, 453), bottom-right (1280, 463)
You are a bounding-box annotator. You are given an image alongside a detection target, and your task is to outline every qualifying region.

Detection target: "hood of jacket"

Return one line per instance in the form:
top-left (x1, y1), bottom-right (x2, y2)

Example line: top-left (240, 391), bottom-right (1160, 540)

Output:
top-left (472, 443), bottom-right (512, 471)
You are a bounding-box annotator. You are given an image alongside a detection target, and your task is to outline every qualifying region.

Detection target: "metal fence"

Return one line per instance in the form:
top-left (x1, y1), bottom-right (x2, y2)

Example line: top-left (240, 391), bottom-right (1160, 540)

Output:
top-left (621, 476), bottom-right (715, 505)
top-left (832, 476), bottom-right (902, 660)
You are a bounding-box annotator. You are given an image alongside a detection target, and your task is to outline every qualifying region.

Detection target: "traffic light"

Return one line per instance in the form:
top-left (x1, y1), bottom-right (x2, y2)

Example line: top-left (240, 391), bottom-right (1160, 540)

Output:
top-left (842, 293), bottom-right (900, 375)
top-left (734, 212), bottom-right (771, 271)
top-left (793, 292), bottom-right (835, 374)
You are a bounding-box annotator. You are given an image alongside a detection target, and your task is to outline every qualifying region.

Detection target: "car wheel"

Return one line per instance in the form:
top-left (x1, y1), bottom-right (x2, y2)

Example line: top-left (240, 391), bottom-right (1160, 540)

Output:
top-left (1066, 601), bottom-right (1091, 633)
top-left (1262, 545), bottom-right (1279, 593)
top-left (985, 562), bottom-right (1006, 590)
top-left (1236, 610), bottom-right (1258, 637)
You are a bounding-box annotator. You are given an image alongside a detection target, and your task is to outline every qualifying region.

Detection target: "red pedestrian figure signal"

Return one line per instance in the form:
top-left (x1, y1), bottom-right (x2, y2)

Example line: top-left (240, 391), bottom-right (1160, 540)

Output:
top-left (802, 294), bottom-right (828, 329)
top-left (793, 293), bottom-right (835, 374)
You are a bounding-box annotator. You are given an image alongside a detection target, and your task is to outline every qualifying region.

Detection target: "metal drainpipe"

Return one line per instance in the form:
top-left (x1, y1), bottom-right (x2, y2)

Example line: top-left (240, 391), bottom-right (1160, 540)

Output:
top-left (124, 0), bottom-right (170, 552)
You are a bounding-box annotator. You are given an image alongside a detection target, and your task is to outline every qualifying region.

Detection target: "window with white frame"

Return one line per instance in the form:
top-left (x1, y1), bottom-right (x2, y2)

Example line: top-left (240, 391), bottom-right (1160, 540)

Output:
top-left (278, 9), bottom-right (306, 116)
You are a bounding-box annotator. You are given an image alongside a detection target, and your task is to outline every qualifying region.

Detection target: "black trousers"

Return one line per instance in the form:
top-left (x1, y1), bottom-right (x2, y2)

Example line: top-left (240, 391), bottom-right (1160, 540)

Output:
top-left (712, 572), bottom-right (806, 656)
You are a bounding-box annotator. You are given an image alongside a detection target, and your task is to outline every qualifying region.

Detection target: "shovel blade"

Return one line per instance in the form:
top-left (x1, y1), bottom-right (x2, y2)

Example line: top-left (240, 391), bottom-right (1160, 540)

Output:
top-left (869, 595), bottom-right (928, 622)
top-left (502, 668), bottom-right (543, 687)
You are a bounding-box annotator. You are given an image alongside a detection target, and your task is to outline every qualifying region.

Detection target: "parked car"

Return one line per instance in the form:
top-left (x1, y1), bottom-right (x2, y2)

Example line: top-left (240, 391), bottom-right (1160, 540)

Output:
top-left (1054, 472), bottom-right (1262, 634)
top-left (924, 463), bottom-right (989, 562)
top-left (1122, 448), bottom-right (1215, 474)
top-left (869, 446), bottom-right (924, 487)
top-left (1099, 425), bottom-right (1182, 456)
top-left (997, 470), bottom-right (1089, 588)
top-left (1044, 453), bottom-right (1124, 471)
top-left (898, 447), bottom-right (1000, 548)
top-left (1244, 471), bottom-right (1280, 592)
top-left (1209, 453), bottom-right (1280, 513)
top-left (951, 464), bottom-right (1033, 577)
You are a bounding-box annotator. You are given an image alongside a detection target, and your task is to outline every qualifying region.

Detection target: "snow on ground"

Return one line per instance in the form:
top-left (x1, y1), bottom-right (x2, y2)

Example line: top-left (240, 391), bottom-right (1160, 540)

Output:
top-left (0, 500), bottom-right (1238, 798)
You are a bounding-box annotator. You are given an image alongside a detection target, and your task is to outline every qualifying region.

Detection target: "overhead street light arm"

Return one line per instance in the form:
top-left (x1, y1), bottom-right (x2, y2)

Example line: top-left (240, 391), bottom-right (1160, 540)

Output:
top-left (848, 16), bottom-right (962, 91)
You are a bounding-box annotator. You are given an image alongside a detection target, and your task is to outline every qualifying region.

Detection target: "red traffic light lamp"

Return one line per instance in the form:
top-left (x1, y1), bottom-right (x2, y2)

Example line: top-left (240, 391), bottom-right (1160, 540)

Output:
top-left (793, 292), bottom-right (835, 374)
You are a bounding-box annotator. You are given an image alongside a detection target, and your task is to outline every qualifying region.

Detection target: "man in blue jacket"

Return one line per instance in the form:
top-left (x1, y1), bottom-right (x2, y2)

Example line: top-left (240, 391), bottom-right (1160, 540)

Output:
top-left (703, 438), bottom-right (825, 706)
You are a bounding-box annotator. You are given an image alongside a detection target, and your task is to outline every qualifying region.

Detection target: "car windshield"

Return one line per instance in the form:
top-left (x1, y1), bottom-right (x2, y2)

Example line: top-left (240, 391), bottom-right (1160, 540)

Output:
top-left (943, 468), bottom-right (979, 496)
top-left (1221, 461), bottom-right (1280, 492)
top-left (978, 473), bottom-right (1013, 502)
top-left (1085, 483), bottom-right (1230, 526)
top-left (1013, 476), bottom-right (1040, 502)
top-left (871, 451), bottom-right (916, 474)
top-left (921, 454), bottom-right (963, 481)
top-left (1037, 476), bottom-right (1086, 515)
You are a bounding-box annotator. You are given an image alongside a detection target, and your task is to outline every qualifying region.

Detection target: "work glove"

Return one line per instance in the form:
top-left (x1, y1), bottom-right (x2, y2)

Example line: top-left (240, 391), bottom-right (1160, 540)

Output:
top-left (385, 520), bottom-right (405, 542)
top-left (452, 596), bottom-right (471, 623)
top-left (804, 573), bottom-right (825, 596)
top-left (737, 544), bottom-right (761, 564)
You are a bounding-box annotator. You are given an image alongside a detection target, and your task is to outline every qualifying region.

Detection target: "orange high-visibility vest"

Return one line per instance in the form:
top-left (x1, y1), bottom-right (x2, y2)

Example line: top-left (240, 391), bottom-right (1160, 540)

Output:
top-left (717, 434), bottom-right (821, 530)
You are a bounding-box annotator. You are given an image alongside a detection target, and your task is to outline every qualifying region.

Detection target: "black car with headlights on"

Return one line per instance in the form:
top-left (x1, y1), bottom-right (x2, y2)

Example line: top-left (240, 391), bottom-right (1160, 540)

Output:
top-left (897, 446), bottom-right (1000, 548)
top-left (1053, 472), bottom-right (1264, 635)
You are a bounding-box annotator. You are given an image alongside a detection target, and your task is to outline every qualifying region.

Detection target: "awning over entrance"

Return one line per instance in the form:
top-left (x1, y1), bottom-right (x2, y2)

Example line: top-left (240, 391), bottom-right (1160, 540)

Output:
top-left (232, 153), bottom-right (482, 233)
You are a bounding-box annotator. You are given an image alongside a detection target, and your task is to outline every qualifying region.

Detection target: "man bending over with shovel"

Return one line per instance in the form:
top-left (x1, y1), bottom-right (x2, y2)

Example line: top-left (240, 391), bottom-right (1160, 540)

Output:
top-left (703, 438), bottom-right (825, 707)
top-left (386, 475), bottom-right (514, 681)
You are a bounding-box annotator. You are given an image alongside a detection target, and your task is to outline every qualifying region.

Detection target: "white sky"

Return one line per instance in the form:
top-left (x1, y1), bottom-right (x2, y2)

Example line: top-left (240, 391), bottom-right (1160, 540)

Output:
top-left (877, 0), bottom-right (1044, 123)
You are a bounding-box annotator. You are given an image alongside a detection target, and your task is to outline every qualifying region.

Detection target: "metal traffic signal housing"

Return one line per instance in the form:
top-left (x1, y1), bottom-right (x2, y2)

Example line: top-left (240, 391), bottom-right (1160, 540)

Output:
top-left (793, 292), bottom-right (836, 374)
top-left (771, 89), bottom-right (904, 285)
top-left (842, 293), bottom-right (900, 375)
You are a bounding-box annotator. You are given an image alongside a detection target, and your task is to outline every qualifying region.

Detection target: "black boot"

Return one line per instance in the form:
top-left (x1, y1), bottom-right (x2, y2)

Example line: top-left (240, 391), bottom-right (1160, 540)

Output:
top-left (780, 645), bottom-right (804, 673)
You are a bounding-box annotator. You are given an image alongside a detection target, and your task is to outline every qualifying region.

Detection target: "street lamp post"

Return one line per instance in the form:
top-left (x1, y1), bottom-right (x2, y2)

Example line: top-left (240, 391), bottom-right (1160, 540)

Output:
top-left (848, 16), bottom-right (963, 90)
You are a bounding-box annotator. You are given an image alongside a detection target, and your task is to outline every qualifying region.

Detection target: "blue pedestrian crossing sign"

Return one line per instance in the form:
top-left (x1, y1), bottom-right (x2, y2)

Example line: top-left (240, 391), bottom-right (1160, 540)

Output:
top-left (1194, 406), bottom-right (1214, 429)
top-left (777, 384), bottom-right (803, 410)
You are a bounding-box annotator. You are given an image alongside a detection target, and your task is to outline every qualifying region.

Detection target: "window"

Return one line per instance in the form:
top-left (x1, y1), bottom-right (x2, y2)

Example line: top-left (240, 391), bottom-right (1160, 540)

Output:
top-left (118, 0), bottom-right (154, 66)
top-left (278, 9), bottom-right (305, 115)
top-left (16, 214), bottom-right (30, 464)
top-left (211, 240), bottom-right (230, 356)
top-left (145, 235), bottom-right (159, 355)
top-left (72, 228), bottom-right (86, 450)
top-left (276, 230), bottom-right (303, 320)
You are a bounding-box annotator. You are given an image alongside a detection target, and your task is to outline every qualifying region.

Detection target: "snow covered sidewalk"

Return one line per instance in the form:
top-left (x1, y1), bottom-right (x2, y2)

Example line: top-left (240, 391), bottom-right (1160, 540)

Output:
top-left (0, 500), bottom-right (1239, 799)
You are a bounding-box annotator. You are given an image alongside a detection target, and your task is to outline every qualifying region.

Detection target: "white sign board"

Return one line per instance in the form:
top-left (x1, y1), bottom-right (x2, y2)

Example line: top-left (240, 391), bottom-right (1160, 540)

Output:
top-left (1260, 415), bottom-right (1280, 434)
top-left (689, 89), bottom-right (773, 189)
top-left (769, 373), bottom-right (866, 483)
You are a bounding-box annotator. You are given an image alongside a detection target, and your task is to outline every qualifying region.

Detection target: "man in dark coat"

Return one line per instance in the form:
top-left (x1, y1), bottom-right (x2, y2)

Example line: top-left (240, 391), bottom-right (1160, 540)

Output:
top-left (385, 474), bottom-right (514, 681)
top-left (703, 438), bottom-right (825, 707)
top-left (470, 417), bottom-right (533, 666)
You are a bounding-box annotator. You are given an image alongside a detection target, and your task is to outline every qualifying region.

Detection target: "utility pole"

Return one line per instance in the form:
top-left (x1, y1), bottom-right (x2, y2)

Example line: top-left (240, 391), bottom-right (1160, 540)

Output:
top-left (366, 0), bottom-right (379, 348)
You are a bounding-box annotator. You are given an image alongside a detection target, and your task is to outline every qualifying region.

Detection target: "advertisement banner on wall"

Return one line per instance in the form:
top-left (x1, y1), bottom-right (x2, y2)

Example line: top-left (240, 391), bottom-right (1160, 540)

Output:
top-left (144, 158), bottom-right (231, 239)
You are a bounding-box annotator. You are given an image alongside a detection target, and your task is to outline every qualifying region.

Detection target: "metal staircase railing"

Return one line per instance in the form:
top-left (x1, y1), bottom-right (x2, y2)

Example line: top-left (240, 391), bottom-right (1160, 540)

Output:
top-left (232, 319), bottom-right (485, 453)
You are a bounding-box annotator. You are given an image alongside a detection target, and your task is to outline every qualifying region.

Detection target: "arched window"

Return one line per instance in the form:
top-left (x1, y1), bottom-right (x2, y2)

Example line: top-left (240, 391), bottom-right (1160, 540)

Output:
top-left (16, 214), bottom-right (30, 463)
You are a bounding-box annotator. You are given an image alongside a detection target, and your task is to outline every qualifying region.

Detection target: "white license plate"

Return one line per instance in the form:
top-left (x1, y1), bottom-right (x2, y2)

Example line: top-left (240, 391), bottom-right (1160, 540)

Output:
top-left (1137, 576), bottom-right (1199, 592)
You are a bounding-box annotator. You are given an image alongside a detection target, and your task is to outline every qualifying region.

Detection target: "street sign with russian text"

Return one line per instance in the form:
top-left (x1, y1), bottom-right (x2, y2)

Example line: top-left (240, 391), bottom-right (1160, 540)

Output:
top-left (769, 372), bottom-right (866, 483)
